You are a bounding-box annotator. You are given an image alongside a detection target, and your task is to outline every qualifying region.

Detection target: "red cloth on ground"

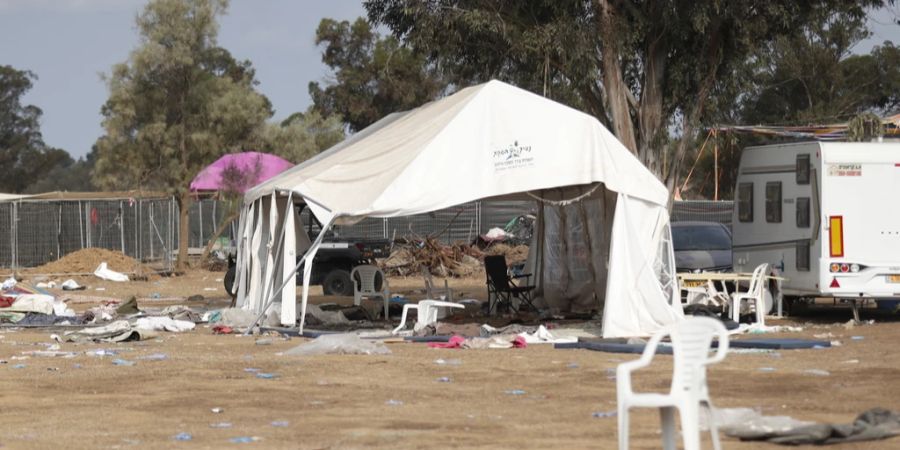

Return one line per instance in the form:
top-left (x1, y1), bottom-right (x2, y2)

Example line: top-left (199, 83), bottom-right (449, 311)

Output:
top-left (0, 296), bottom-right (16, 308)
top-left (428, 335), bottom-right (466, 349)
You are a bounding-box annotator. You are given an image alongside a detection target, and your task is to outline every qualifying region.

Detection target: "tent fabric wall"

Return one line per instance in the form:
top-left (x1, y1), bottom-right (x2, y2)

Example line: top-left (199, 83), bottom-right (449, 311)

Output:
top-left (525, 185), bottom-right (617, 314)
top-left (602, 195), bottom-right (683, 338)
top-left (234, 80), bottom-right (681, 337)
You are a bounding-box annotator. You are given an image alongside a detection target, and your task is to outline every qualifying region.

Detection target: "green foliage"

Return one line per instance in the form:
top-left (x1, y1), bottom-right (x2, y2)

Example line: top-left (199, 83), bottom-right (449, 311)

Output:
top-left (847, 112), bottom-right (885, 141)
top-left (256, 109), bottom-right (345, 162)
top-left (364, 0), bottom-right (882, 188)
top-left (308, 18), bottom-right (446, 132)
top-left (93, 0), bottom-right (272, 194)
top-left (0, 65), bottom-right (72, 193)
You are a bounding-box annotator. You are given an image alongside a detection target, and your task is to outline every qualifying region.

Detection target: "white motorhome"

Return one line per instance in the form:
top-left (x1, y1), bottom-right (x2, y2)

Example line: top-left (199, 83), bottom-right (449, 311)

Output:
top-left (731, 141), bottom-right (900, 311)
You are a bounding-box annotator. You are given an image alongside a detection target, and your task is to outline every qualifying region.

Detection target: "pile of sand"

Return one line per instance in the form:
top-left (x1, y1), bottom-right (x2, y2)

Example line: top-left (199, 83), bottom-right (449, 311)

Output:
top-left (28, 248), bottom-right (144, 275)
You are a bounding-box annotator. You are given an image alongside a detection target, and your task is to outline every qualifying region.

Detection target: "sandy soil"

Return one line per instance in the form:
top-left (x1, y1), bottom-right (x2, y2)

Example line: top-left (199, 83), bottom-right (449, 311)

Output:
top-left (1, 269), bottom-right (899, 449)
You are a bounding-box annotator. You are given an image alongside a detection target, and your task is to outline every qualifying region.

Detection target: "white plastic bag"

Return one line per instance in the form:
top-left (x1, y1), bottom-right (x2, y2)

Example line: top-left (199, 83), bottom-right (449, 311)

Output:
top-left (283, 334), bottom-right (391, 356)
top-left (94, 262), bottom-right (129, 282)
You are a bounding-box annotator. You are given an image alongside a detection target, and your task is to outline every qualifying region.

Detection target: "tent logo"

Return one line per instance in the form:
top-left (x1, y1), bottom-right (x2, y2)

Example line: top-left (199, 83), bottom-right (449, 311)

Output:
top-left (492, 140), bottom-right (534, 171)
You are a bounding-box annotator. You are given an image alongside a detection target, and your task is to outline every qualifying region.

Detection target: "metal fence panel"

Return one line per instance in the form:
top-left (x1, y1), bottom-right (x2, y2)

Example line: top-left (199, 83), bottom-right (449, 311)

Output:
top-left (670, 200), bottom-right (734, 226)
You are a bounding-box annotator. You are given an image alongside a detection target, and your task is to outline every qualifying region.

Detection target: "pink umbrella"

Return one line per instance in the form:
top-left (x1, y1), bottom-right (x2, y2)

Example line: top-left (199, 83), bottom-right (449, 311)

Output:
top-left (190, 152), bottom-right (294, 193)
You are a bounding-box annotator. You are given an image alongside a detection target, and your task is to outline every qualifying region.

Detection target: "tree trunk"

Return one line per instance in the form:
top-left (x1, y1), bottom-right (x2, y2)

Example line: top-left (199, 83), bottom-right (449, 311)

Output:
top-left (636, 4), bottom-right (667, 178)
top-left (595, 0), bottom-right (638, 154)
top-left (176, 192), bottom-right (191, 272)
top-left (200, 210), bottom-right (240, 262)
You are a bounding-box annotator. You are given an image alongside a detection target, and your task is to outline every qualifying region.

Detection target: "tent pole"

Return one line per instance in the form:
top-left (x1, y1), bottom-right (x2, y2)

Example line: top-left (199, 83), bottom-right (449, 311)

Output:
top-left (243, 215), bottom-right (336, 335)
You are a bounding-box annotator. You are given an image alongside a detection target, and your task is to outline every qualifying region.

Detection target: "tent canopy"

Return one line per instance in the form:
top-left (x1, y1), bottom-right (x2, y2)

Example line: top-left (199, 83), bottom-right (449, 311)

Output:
top-left (191, 151), bottom-right (294, 193)
top-left (236, 80), bottom-right (682, 338)
top-left (245, 80), bottom-right (668, 220)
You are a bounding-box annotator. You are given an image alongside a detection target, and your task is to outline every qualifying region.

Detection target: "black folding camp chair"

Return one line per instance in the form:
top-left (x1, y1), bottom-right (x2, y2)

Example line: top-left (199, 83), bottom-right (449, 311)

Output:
top-left (484, 255), bottom-right (537, 315)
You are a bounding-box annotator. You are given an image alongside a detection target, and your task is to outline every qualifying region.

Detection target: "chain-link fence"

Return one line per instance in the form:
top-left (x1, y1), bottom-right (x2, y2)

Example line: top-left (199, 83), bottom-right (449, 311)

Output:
top-left (0, 194), bottom-right (177, 272)
top-left (2, 193), bottom-right (734, 271)
top-left (670, 200), bottom-right (734, 226)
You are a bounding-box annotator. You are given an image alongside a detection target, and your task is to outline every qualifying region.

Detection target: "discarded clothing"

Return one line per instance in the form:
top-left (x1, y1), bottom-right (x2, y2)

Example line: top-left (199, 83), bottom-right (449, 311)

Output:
top-left (428, 334), bottom-right (527, 349)
top-left (0, 295), bottom-right (15, 308)
top-left (63, 320), bottom-right (157, 343)
top-left (726, 408), bottom-right (900, 445)
top-left (5, 294), bottom-right (56, 315)
top-left (212, 325), bottom-right (234, 334)
top-left (116, 296), bottom-right (141, 315)
top-left (16, 312), bottom-right (91, 326)
top-left (517, 325), bottom-right (578, 344)
top-left (160, 305), bottom-right (203, 323)
top-left (61, 279), bottom-right (85, 291)
top-left (480, 323), bottom-right (538, 337)
top-left (133, 317), bottom-right (195, 332)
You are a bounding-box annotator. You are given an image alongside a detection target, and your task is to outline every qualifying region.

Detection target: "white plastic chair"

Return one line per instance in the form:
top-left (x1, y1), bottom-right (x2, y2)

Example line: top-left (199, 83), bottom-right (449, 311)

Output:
top-left (730, 263), bottom-right (769, 325)
top-left (391, 300), bottom-right (465, 335)
top-left (350, 265), bottom-right (390, 320)
top-left (422, 267), bottom-right (454, 301)
top-left (617, 317), bottom-right (730, 450)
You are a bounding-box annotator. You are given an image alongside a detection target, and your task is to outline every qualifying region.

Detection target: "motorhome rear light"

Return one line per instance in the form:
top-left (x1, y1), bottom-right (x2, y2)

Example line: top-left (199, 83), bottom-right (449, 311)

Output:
top-left (829, 216), bottom-right (844, 257)
top-left (841, 263), bottom-right (850, 273)
top-left (830, 263), bottom-right (841, 273)
top-left (830, 278), bottom-right (840, 288)
top-left (850, 264), bottom-right (860, 273)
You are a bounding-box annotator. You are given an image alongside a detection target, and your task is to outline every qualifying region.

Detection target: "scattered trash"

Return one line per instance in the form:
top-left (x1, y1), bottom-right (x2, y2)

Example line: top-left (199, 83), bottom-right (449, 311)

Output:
top-left (212, 325), bottom-right (234, 335)
top-left (255, 338), bottom-right (272, 346)
top-left (112, 359), bottom-right (135, 366)
top-left (173, 432), bottom-right (192, 441)
top-left (137, 353), bottom-right (168, 361)
top-left (592, 411), bottom-right (617, 419)
top-left (385, 399), bottom-right (404, 406)
top-left (73, 363), bottom-right (82, 369)
top-left (270, 421), bottom-right (289, 427)
top-left (61, 279), bottom-right (85, 291)
top-left (87, 349), bottom-right (118, 357)
top-left (758, 367), bottom-right (777, 372)
top-left (283, 334), bottom-right (391, 356)
top-left (255, 373), bottom-right (278, 379)
top-left (843, 359), bottom-right (860, 364)
top-left (243, 368), bottom-right (261, 373)
top-left (211, 407), bottom-right (224, 414)
top-left (95, 287), bottom-right (106, 291)
top-left (851, 336), bottom-right (865, 341)
top-left (229, 436), bottom-right (261, 444)
top-left (94, 262), bottom-right (129, 282)
top-left (505, 389), bottom-right (526, 395)
top-left (436, 377), bottom-right (451, 383)
top-left (46, 367), bottom-right (59, 371)
top-left (12, 364), bottom-right (25, 369)
top-left (605, 368), bottom-right (616, 380)
top-left (566, 362), bottom-right (580, 369)
top-left (209, 422), bottom-right (233, 429)
top-left (803, 369), bottom-right (830, 376)
top-left (150, 293), bottom-right (161, 299)
top-left (21, 350), bottom-right (78, 358)
top-left (434, 358), bottom-right (462, 366)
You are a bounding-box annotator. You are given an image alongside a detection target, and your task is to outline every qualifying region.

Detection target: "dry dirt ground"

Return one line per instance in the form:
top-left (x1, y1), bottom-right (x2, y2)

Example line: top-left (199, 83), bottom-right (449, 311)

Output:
top-left (1, 269), bottom-right (899, 449)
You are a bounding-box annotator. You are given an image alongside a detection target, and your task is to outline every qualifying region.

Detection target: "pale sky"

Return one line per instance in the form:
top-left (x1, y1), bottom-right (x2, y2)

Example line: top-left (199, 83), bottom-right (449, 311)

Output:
top-left (0, 0), bottom-right (366, 158)
top-left (0, 1), bottom-right (897, 159)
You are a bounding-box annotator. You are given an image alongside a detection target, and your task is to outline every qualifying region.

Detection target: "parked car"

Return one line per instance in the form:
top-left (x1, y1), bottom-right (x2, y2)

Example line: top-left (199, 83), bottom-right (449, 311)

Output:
top-left (224, 204), bottom-right (390, 298)
top-left (671, 221), bottom-right (733, 273)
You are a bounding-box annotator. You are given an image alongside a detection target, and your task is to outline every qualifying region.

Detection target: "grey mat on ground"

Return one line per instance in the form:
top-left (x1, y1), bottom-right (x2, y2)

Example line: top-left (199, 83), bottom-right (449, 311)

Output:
top-left (553, 342), bottom-right (673, 354)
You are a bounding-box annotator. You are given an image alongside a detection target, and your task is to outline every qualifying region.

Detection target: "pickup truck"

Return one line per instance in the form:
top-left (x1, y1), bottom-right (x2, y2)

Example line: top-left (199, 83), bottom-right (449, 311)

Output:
top-left (224, 206), bottom-right (391, 297)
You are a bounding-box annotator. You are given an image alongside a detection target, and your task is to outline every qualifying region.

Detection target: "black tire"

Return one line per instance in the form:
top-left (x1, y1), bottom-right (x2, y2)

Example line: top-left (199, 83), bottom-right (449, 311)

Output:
top-left (224, 265), bottom-right (237, 300)
top-left (322, 269), bottom-right (353, 296)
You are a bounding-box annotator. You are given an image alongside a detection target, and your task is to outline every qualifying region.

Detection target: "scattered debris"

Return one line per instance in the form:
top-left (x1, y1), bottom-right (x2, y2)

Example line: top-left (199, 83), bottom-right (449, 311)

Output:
top-left (283, 334), bottom-right (391, 356)
top-left (173, 432), bottom-right (192, 441)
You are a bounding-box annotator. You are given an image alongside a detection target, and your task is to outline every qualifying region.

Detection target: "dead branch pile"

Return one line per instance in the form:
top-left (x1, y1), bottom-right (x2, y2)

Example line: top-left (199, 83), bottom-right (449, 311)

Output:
top-left (381, 238), bottom-right (529, 277)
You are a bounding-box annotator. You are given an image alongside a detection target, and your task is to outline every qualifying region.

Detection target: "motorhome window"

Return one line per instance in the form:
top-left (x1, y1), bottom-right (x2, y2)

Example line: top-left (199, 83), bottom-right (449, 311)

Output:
top-left (796, 241), bottom-right (810, 271)
top-left (738, 183), bottom-right (753, 222)
top-left (796, 154), bottom-right (810, 184)
top-left (765, 182), bottom-right (782, 223)
top-left (796, 197), bottom-right (810, 228)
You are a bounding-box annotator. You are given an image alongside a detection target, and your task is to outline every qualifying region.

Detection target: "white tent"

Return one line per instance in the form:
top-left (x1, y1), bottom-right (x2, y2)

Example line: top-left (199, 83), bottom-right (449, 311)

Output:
top-left (234, 80), bottom-right (683, 337)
